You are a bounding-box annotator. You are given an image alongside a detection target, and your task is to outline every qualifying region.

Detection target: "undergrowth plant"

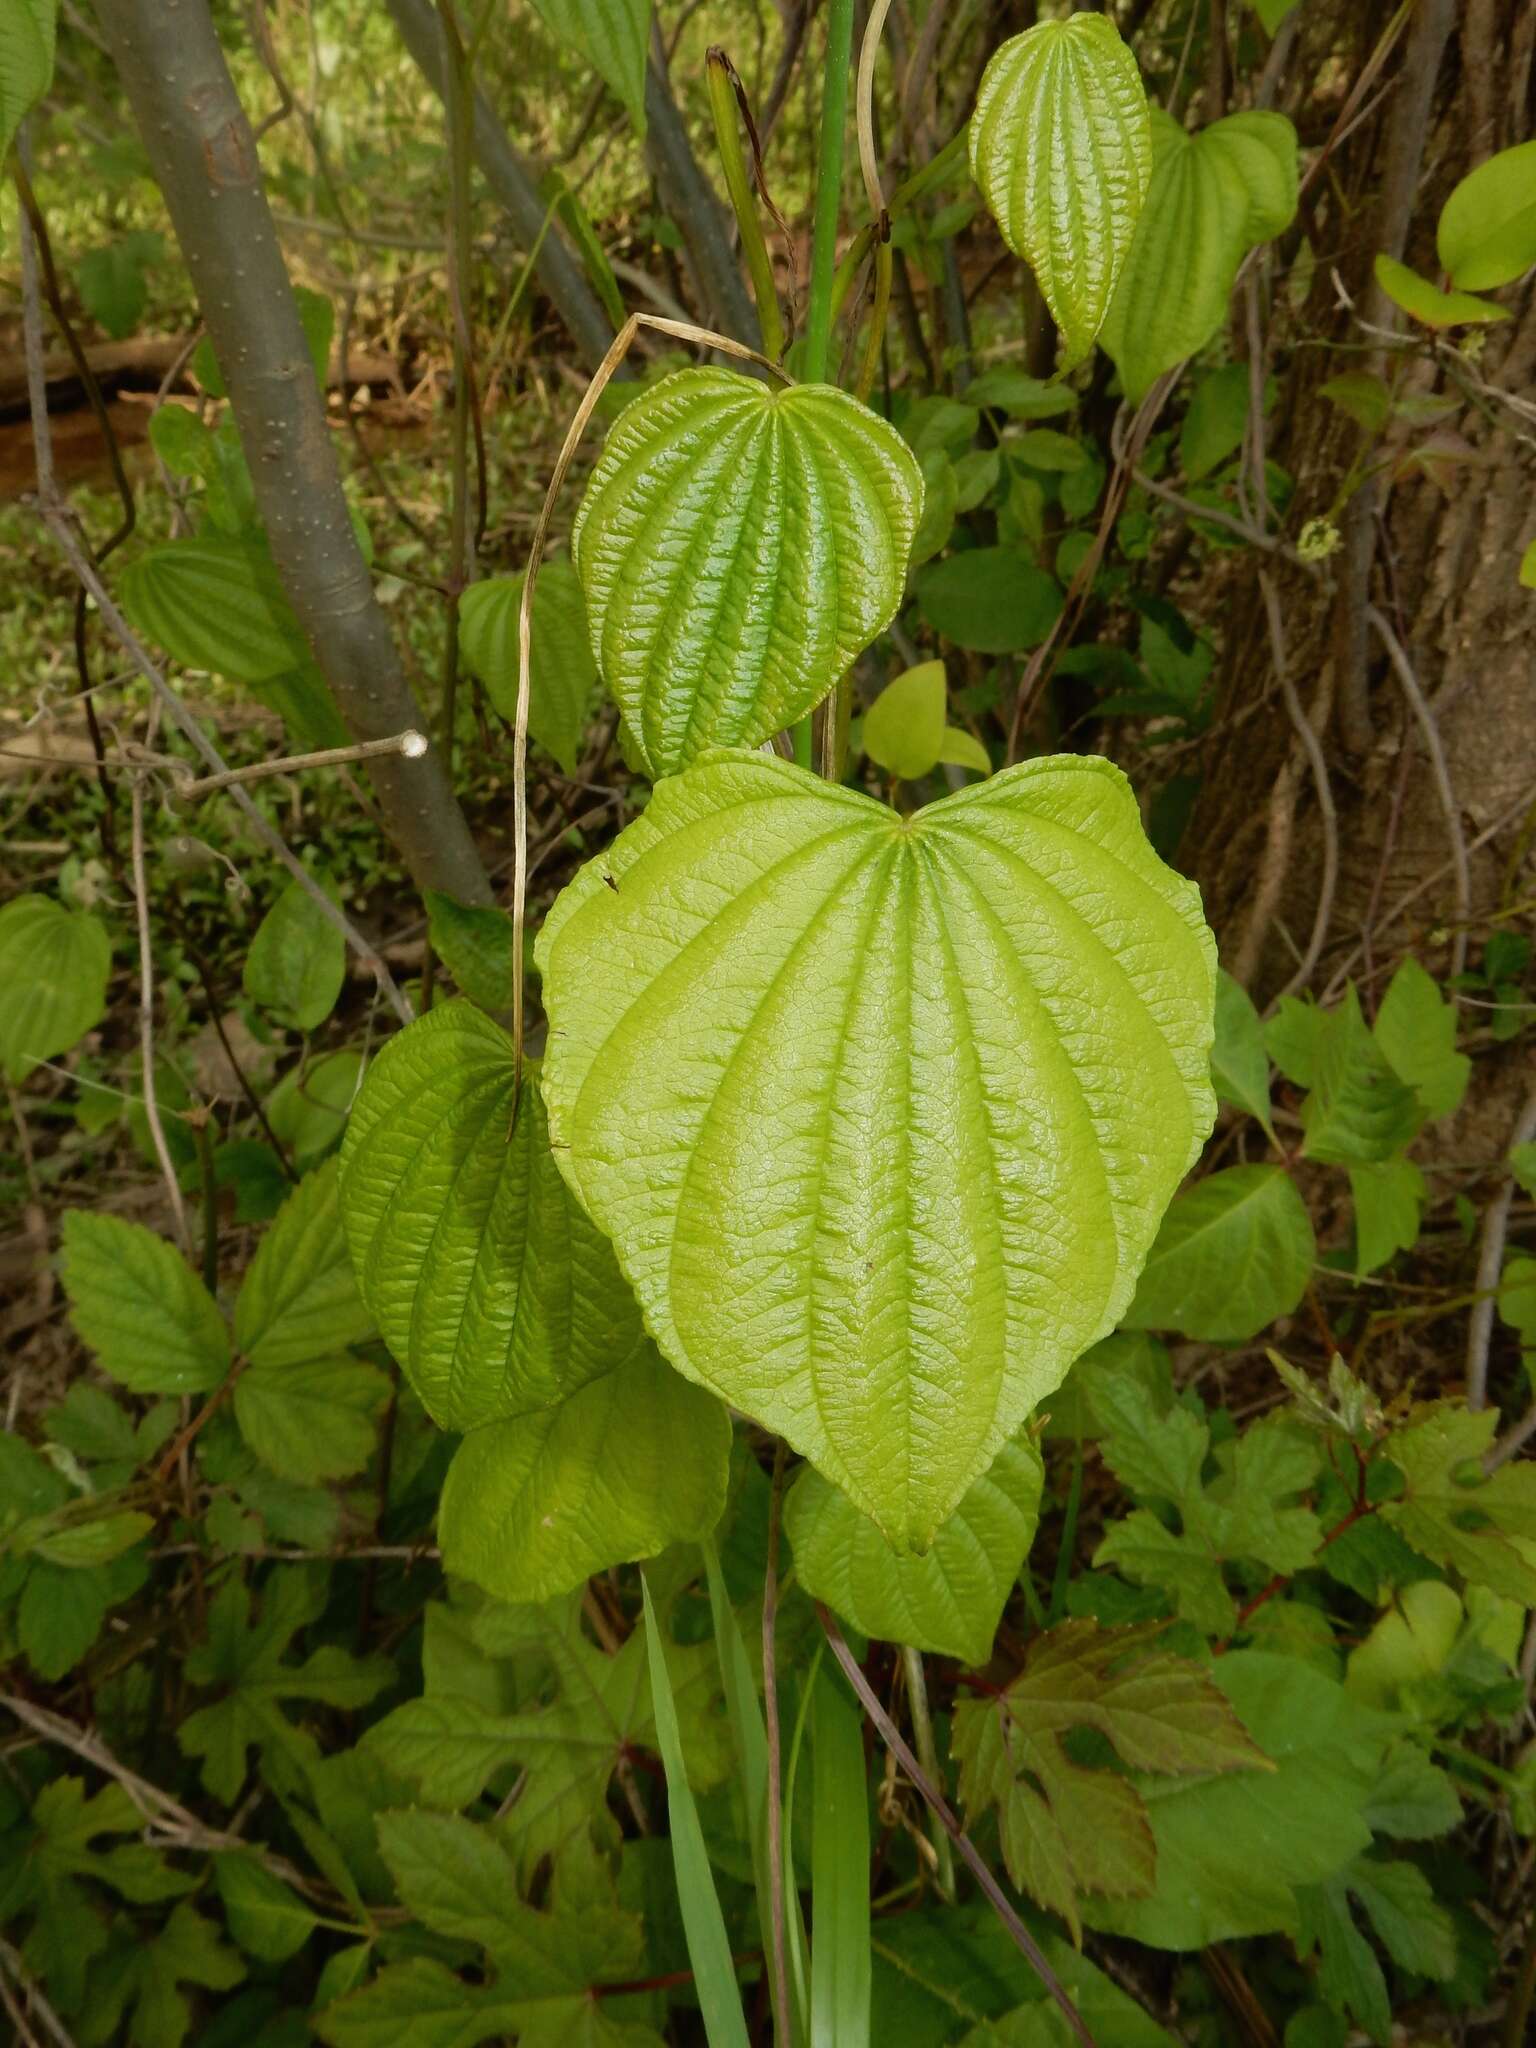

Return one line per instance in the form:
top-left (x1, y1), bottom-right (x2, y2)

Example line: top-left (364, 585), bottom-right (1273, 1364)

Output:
top-left (4, 4), bottom-right (1536, 2047)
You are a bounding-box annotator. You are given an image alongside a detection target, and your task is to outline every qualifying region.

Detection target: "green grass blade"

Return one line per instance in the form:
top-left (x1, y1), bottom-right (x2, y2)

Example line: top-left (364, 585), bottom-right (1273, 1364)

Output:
top-left (641, 1571), bottom-right (752, 2048)
top-left (811, 1663), bottom-right (871, 2048)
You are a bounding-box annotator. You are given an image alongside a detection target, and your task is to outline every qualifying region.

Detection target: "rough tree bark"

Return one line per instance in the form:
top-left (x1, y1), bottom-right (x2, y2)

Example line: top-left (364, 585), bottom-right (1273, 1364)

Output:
top-left (95, 0), bottom-right (494, 908)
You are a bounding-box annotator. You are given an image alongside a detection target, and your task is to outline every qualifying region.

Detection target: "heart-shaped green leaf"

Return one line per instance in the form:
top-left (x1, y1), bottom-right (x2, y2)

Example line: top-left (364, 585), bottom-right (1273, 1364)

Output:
top-left (0, 894), bottom-right (111, 1084)
top-left (571, 368), bottom-right (923, 777)
top-left (1102, 110), bottom-right (1298, 402)
top-left (339, 1001), bottom-right (645, 1432)
top-left (439, 1343), bottom-right (731, 1604)
top-left (538, 750), bottom-right (1216, 1549)
top-left (1372, 253), bottom-right (1509, 332)
top-left (969, 14), bottom-right (1152, 369)
top-left (458, 560), bottom-right (596, 776)
top-left (1437, 140), bottom-right (1536, 292)
top-left (785, 1432), bottom-right (1043, 1664)
top-left (118, 536), bottom-right (310, 682)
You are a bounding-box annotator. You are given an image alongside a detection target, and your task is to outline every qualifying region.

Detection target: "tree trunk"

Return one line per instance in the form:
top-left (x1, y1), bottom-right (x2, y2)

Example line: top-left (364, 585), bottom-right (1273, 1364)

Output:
top-left (95, 0), bottom-right (494, 908)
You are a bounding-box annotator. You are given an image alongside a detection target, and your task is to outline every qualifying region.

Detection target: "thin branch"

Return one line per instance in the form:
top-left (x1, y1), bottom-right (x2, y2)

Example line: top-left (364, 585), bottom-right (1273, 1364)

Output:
top-left (1262, 578), bottom-right (1337, 1006)
top-left (1366, 605), bottom-right (1471, 980)
top-left (174, 730), bottom-right (427, 801)
top-left (131, 751), bottom-right (191, 1253)
top-left (1466, 1084), bottom-right (1536, 1411)
top-left (817, 1607), bottom-right (1099, 2048)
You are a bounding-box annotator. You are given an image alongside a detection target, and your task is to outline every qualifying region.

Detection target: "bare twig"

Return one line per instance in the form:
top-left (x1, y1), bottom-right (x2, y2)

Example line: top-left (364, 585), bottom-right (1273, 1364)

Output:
top-left (1366, 605), bottom-right (1471, 980)
top-left (1466, 1084), bottom-right (1536, 1411)
top-left (0, 1937), bottom-right (74, 2048)
top-left (130, 735), bottom-right (192, 1253)
top-left (817, 1608), bottom-right (1098, 2048)
top-left (174, 730), bottom-right (428, 801)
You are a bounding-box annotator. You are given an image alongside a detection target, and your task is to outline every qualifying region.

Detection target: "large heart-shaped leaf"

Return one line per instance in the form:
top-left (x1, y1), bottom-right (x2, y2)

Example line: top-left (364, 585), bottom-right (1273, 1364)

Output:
top-left (439, 1343), bottom-right (731, 1604)
top-left (339, 1002), bottom-right (644, 1432)
top-left (571, 368), bottom-right (923, 777)
top-left (538, 750), bottom-right (1216, 1549)
top-left (969, 14), bottom-right (1152, 369)
top-left (0, 894), bottom-right (111, 1084)
top-left (1102, 110), bottom-right (1298, 402)
top-left (786, 1432), bottom-right (1044, 1664)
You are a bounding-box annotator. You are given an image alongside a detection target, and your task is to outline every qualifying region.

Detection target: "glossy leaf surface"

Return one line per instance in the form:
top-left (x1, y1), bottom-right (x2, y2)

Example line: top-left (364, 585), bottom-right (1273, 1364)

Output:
top-left (1103, 110), bottom-right (1298, 401)
top-left (339, 1002), bottom-right (644, 1432)
top-left (786, 1432), bottom-right (1044, 1664)
top-left (969, 15), bottom-right (1152, 367)
top-left (572, 369), bottom-right (922, 776)
top-left (539, 750), bottom-right (1216, 1548)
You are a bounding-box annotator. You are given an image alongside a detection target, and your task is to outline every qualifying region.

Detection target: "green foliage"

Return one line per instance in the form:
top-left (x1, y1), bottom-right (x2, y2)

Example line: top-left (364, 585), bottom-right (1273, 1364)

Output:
top-left (458, 560), bottom-right (596, 775)
top-left (968, 14), bottom-right (1152, 367)
top-left (61, 1210), bottom-right (231, 1393)
top-left (1372, 253), bottom-right (1508, 330)
top-left (1438, 140), bottom-right (1536, 289)
top-left (572, 368), bottom-right (922, 774)
top-left (1103, 109), bottom-right (1298, 400)
top-left (243, 878), bottom-right (345, 1033)
top-left (118, 537), bottom-right (311, 681)
top-left (530, 0), bottom-right (651, 137)
top-left (424, 891), bottom-right (517, 1013)
top-left (0, 0), bottom-right (55, 169)
top-left (0, 892), bottom-right (111, 1083)
top-left (1123, 1165), bottom-right (1314, 1343)
top-left (539, 748), bottom-right (1215, 1549)
top-left (915, 547), bottom-right (1062, 653)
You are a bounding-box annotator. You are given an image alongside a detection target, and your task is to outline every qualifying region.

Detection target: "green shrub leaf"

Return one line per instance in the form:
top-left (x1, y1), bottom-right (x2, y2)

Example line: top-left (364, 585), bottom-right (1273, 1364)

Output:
top-left (1379, 1402), bottom-right (1536, 1602)
top-left (1372, 957), bottom-right (1469, 1120)
top-left (572, 368), bottom-right (923, 775)
top-left (339, 1002), bottom-right (645, 1431)
top-left (0, 0), bottom-right (56, 168)
top-left (458, 560), bottom-right (596, 775)
top-left (1300, 987), bottom-right (1422, 1164)
top-left (531, 0), bottom-right (649, 135)
top-left (243, 877), bottom-right (345, 1032)
top-left (862, 660), bottom-right (947, 780)
top-left (425, 891), bottom-right (517, 1013)
top-left (233, 1354), bottom-right (389, 1483)
top-left (539, 749), bottom-right (1216, 1549)
top-left (61, 1211), bottom-right (230, 1394)
top-left (1210, 968), bottom-right (1274, 1136)
top-left (0, 893), bottom-right (111, 1084)
top-left (786, 1432), bottom-right (1043, 1664)
top-left (1103, 110), bottom-right (1298, 402)
top-left (213, 1853), bottom-right (320, 1962)
top-left (438, 1344), bottom-right (731, 1603)
top-left (1437, 140), bottom-right (1536, 290)
top-left (1123, 1164), bottom-right (1314, 1343)
top-left (118, 536), bottom-right (310, 682)
top-left (968, 14), bottom-right (1152, 367)
top-left (1372, 253), bottom-right (1508, 330)
top-left (916, 547), bottom-right (1063, 653)
top-left (233, 1157), bottom-right (374, 1369)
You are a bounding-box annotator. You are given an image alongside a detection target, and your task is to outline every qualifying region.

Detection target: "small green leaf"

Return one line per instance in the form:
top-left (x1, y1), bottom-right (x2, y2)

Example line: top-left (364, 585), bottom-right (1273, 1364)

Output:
top-left (531, 0), bottom-right (649, 134)
top-left (425, 891), bottom-right (517, 1013)
top-left (572, 368), bottom-right (923, 775)
top-left (214, 1853), bottom-right (320, 1962)
top-left (539, 749), bottom-right (1216, 1550)
top-left (339, 1002), bottom-right (645, 1430)
top-left (1380, 1402), bottom-right (1536, 1602)
top-left (438, 1344), bottom-right (731, 1603)
top-left (233, 1157), bottom-right (374, 1370)
top-left (968, 14), bottom-right (1152, 367)
top-left (18, 1563), bottom-right (109, 1679)
top-left (76, 231), bottom-right (161, 339)
top-left (118, 537), bottom-right (310, 682)
top-left (1319, 371), bottom-right (1392, 435)
top-left (243, 878), bottom-right (345, 1032)
top-left (1372, 253), bottom-right (1509, 330)
top-left (29, 1510), bottom-right (152, 1567)
top-left (1349, 1157), bottom-right (1425, 1276)
top-left (1520, 538), bottom-right (1536, 591)
top-left (0, 894), bottom-right (111, 1085)
top-left (234, 1355), bottom-right (388, 1482)
top-left (1210, 969), bottom-right (1275, 1134)
top-left (459, 561), bottom-right (596, 775)
top-left (1123, 1165), bottom-right (1314, 1343)
top-left (266, 1048), bottom-right (362, 1163)
top-left (785, 1433), bottom-right (1043, 1665)
top-left (1300, 988), bottom-right (1421, 1164)
top-left (1103, 111), bottom-right (1298, 402)
top-left (1372, 957), bottom-right (1469, 1120)
top-left (862, 661), bottom-right (947, 780)
top-left (0, 0), bottom-right (56, 168)
top-left (916, 548), bottom-right (1063, 653)
top-left (938, 727), bottom-right (993, 776)
top-left (1180, 363), bottom-right (1269, 482)
top-left (60, 1211), bottom-right (231, 1394)
top-left (1437, 140), bottom-right (1536, 291)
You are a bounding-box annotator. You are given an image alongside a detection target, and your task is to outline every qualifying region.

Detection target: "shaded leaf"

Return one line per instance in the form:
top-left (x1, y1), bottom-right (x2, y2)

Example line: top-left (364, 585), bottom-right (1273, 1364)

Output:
top-left (1123, 1164), bottom-right (1313, 1342)
top-left (458, 561), bottom-right (596, 775)
top-left (0, 893), bottom-right (111, 1085)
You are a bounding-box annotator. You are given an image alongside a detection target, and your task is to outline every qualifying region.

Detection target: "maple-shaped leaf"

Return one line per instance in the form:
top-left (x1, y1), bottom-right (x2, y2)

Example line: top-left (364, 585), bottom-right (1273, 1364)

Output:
top-left (77, 1904), bottom-right (245, 2048)
top-left (316, 1814), bottom-right (664, 2048)
top-left (1092, 1380), bottom-right (1324, 1633)
top-left (178, 1568), bottom-right (392, 1803)
top-left (951, 1621), bottom-right (1268, 1939)
top-left (1379, 1402), bottom-right (1536, 1602)
top-left (0, 1778), bottom-right (193, 2009)
top-left (365, 1591), bottom-right (729, 1876)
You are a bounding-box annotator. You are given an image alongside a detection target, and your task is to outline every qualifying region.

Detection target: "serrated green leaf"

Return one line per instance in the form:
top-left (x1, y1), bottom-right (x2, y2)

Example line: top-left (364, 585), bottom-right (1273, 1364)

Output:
top-left (1345, 1580), bottom-right (1462, 1709)
top-left (1210, 968), bottom-right (1274, 1133)
top-left (60, 1210), bottom-right (230, 1394)
top-left (1437, 141), bottom-right (1536, 291)
top-left (44, 1383), bottom-right (138, 1464)
top-left (18, 1561), bottom-right (109, 1678)
top-left (243, 878), bottom-right (345, 1032)
top-left (29, 1509), bottom-right (152, 1567)
top-left (0, 893), bottom-right (111, 1084)
top-left (862, 660), bottom-right (947, 781)
top-left (952, 1621), bottom-right (1265, 1939)
top-left (1379, 1402), bottom-right (1536, 1601)
top-left (1301, 988), bottom-right (1422, 1164)
top-left (425, 891), bottom-right (516, 1013)
top-left (530, 0), bottom-right (649, 133)
top-left (213, 1854), bottom-right (320, 1962)
top-left (234, 1354), bottom-right (388, 1482)
top-left (785, 1433), bottom-right (1043, 1665)
top-left (233, 1157), bottom-right (374, 1369)
top-left (1372, 253), bottom-right (1508, 330)
top-left (1349, 1157), bottom-right (1425, 1276)
top-left (118, 536), bottom-right (310, 682)
top-left (340, 1003), bottom-right (645, 1431)
top-left (0, 0), bottom-right (55, 168)
top-left (1122, 1164), bottom-right (1313, 1342)
top-left (968, 14), bottom-right (1151, 368)
top-left (1103, 111), bottom-right (1298, 402)
top-left (1372, 957), bottom-right (1469, 1120)
top-left (439, 1343), bottom-right (730, 1603)
top-left (458, 561), bottom-right (596, 776)
top-left (1265, 992), bottom-right (1325, 1086)
top-left (538, 750), bottom-right (1215, 1550)
top-left (915, 547), bottom-right (1062, 653)
top-left (572, 368), bottom-right (922, 775)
